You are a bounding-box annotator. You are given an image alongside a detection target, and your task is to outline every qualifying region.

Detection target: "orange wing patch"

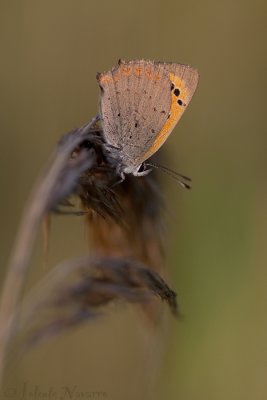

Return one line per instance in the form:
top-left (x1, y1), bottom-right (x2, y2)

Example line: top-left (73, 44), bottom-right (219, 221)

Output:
top-left (99, 61), bottom-right (166, 87)
top-left (98, 73), bottom-right (120, 85)
top-left (134, 66), bottom-right (143, 76)
top-left (98, 74), bottom-right (113, 85)
top-left (141, 73), bottom-right (189, 161)
top-left (121, 65), bottom-right (133, 76)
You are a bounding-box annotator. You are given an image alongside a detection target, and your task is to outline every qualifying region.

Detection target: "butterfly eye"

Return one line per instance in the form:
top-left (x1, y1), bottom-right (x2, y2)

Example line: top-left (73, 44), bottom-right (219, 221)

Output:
top-left (137, 163), bottom-right (145, 173)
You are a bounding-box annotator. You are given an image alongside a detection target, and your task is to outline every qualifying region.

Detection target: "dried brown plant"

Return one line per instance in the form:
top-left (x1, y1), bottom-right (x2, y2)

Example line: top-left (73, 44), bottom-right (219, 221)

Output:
top-left (0, 115), bottom-right (177, 384)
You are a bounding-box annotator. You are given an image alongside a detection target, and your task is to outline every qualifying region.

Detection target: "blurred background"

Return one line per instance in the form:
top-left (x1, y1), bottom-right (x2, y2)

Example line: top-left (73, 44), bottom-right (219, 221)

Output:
top-left (1, 0), bottom-right (267, 399)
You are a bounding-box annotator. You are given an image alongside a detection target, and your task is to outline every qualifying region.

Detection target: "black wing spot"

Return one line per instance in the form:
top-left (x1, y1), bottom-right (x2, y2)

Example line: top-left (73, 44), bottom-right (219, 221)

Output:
top-left (135, 122), bottom-right (138, 128)
top-left (153, 107), bottom-right (157, 112)
top-left (177, 99), bottom-right (183, 106)
top-left (161, 110), bottom-right (166, 114)
top-left (117, 113), bottom-right (121, 117)
top-left (171, 83), bottom-right (175, 91)
top-left (151, 129), bottom-right (155, 133)
top-left (174, 88), bottom-right (180, 97)
top-left (167, 114), bottom-right (171, 119)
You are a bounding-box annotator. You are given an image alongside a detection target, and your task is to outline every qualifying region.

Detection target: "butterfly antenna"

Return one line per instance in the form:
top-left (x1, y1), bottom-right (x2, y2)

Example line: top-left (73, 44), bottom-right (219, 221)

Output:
top-left (146, 162), bottom-right (191, 190)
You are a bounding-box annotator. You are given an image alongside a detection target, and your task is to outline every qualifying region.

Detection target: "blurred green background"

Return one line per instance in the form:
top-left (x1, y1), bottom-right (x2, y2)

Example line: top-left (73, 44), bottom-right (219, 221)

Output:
top-left (1, 0), bottom-right (267, 399)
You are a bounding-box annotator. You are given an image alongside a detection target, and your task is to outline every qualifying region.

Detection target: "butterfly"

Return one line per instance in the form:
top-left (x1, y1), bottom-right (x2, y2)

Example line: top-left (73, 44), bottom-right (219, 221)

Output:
top-left (97, 59), bottom-right (199, 179)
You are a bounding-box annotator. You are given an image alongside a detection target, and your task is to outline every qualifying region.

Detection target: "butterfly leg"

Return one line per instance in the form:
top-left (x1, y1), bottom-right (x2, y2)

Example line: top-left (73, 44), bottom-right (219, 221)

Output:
top-left (110, 167), bottom-right (125, 187)
top-left (133, 165), bottom-right (152, 177)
